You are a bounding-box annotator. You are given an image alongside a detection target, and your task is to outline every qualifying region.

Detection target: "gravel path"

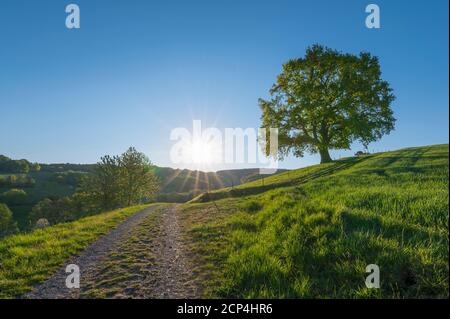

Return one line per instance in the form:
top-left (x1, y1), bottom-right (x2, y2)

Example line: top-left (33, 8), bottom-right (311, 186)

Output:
top-left (140, 205), bottom-right (199, 298)
top-left (25, 204), bottom-right (199, 299)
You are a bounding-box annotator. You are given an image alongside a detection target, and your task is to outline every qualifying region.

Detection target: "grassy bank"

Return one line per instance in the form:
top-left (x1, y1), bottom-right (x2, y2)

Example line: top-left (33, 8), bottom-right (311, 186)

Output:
top-left (0, 204), bottom-right (150, 298)
top-left (181, 144), bottom-right (449, 298)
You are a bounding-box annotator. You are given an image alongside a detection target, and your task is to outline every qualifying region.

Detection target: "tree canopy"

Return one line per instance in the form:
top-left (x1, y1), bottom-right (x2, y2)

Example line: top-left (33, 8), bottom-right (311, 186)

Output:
top-left (259, 44), bottom-right (396, 163)
top-left (84, 147), bottom-right (159, 210)
top-left (0, 156), bottom-right (40, 173)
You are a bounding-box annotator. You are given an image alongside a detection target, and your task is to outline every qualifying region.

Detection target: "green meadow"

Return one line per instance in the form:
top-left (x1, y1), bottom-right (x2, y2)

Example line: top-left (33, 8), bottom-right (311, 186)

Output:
top-left (181, 144), bottom-right (449, 298)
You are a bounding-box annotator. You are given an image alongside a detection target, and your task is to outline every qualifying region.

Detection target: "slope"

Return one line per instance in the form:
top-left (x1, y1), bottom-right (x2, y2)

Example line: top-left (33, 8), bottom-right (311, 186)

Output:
top-left (180, 144), bottom-right (449, 298)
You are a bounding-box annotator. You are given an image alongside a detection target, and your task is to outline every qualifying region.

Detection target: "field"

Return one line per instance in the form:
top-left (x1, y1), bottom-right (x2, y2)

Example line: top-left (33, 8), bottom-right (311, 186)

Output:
top-left (180, 144), bottom-right (449, 298)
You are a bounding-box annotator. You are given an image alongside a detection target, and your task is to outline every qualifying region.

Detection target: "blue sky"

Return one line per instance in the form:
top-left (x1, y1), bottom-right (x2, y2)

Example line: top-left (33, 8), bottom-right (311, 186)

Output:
top-left (0, 0), bottom-right (448, 171)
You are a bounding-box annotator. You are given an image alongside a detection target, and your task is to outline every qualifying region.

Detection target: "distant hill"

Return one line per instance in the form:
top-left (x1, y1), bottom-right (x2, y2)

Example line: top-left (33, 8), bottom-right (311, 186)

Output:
top-left (154, 167), bottom-right (287, 193)
top-left (0, 154), bottom-right (286, 229)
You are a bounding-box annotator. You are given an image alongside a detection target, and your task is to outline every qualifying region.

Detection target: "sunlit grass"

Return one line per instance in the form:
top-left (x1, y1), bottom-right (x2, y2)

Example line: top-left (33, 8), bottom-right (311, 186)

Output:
top-left (0, 204), bottom-right (150, 298)
top-left (181, 144), bottom-right (449, 298)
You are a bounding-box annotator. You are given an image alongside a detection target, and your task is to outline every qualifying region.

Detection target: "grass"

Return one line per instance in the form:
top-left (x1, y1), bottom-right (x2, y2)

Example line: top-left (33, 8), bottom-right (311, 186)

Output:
top-left (189, 157), bottom-right (359, 202)
top-left (0, 204), bottom-right (151, 298)
top-left (180, 144), bottom-right (449, 298)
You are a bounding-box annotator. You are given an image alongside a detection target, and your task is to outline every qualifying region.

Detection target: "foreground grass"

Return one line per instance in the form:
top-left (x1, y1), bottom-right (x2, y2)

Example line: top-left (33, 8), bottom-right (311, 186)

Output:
top-left (181, 144), bottom-right (449, 298)
top-left (0, 204), bottom-right (149, 298)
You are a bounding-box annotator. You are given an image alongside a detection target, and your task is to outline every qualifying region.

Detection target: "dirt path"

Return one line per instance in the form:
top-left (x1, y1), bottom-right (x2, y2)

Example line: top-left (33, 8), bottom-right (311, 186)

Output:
top-left (26, 204), bottom-right (200, 299)
top-left (139, 204), bottom-right (199, 298)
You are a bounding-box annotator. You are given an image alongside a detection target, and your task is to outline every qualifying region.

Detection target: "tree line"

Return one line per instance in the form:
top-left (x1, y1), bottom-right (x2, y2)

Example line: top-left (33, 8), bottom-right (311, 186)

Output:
top-left (29, 147), bottom-right (159, 226)
top-left (0, 175), bottom-right (36, 188)
top-left (0, 147), bottom-right (159, 236)
top-left (0, 155), bottom-right (40, 174)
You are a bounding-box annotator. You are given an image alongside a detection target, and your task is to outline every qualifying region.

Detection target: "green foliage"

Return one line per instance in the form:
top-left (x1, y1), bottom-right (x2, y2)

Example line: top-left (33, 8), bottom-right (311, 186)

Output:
top-left (0, 175), bottom-right (35, 188)
top-left (30, 163), bottom-right (41, 172)
top-left (83, 147), bottom-right (159, 210)
top-left (0, 155), bottom-right (10, 163)
top-left (84, 154), bottom-right (121, 210)
top-left (0, 203), bottom-right (18, 238)
top-left (29, 198), bottom-right (73, 226)
top-left (27, 147), bottom-right (160, 228)
top-left (118, 147), bottom-right (159, 206)
top-left (51, 171), bottom-right (85, 187)
top-left (0, 157), bottom-right (32, 174)
top-left (39, 163), bottom-right (95, 173)
top-left (0, 189), bottom-right (28, 205)
top-left (1, 171), bottom-right (81, 231)
top-left (183, 144), bottom-right (449, 298)
top-left (259, 44), bottom-right (396, 163)
top-left (28, 191), bottom-right (99, 226)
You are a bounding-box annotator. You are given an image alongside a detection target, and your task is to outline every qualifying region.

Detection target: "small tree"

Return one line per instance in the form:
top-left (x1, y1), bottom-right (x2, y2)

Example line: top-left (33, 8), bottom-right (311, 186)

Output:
top-left (0, 203), bottom-right (18, 238)
top-left (80, 147), bottom-right (159, 210)
top-left (84, 155), bottom-right (122, 210)
top-left (260, 44), bottom-right (395, 163)
top-left (118, 147), bottom-right (159, 206)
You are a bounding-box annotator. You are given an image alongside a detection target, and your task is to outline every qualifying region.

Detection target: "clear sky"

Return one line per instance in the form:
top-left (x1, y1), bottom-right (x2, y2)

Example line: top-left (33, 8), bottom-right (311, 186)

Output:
top-left (0, 0), bottom-right (448, 171)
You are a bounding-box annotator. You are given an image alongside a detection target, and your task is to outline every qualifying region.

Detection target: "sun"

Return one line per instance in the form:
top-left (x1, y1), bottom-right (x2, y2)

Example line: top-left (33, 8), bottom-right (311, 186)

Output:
top-left (188, 138), bottom-right (221, 166)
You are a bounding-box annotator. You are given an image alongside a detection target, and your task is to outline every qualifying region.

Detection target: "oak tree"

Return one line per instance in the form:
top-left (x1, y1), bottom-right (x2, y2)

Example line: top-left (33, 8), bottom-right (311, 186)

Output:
top-left (260, 44), bottom-right (395, 163)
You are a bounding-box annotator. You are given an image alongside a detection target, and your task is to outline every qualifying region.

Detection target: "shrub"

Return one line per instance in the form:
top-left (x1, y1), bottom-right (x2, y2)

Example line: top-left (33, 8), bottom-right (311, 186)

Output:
top-left (0, 203), bottom-right (18, 238)
top-left (51, 171), bottom-right (84, 187)
top-left (29, 198), bottom-right (76, 225)
top-left (34, 218), bottom-right (50, 229)
top-left (0, 159), bottom-right (30, 173)
top-left (0, 189), bottom-right (28, 205)
top-left (0, 175), bottom-right (35, 188)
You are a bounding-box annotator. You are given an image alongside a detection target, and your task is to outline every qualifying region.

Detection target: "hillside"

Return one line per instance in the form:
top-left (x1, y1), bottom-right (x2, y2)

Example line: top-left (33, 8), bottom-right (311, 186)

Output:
top-left (154, 167), bottom-right (287, 195)
top-left (180, 144), bottom-right (449, 298)
top-left (0, 163), bottom-right (93, 230)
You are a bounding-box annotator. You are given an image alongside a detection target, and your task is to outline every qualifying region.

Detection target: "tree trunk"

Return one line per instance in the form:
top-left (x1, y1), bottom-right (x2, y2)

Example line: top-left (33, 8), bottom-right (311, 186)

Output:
top-left (319, 148), bottom-right (332, 163)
